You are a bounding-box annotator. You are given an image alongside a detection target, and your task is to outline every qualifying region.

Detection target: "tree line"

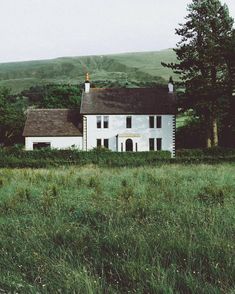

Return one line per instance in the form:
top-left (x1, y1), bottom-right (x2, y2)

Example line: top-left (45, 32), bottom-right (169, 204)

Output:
top-left (0, 85), bottom-right (82, 146)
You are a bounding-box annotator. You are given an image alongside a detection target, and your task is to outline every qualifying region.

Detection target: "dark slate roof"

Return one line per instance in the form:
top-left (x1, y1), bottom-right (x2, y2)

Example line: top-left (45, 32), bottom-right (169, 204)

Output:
top-left (80, 87), bottom-right (176, 115)
top-left (23, 109), bottom-right (83, 137)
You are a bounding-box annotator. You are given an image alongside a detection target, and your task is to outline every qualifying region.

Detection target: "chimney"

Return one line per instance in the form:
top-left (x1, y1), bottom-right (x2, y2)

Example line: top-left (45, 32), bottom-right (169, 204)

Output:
top-left (85, 73), bottom-right (90, 93)
top-left (168, 76), bottom-right (174, 93)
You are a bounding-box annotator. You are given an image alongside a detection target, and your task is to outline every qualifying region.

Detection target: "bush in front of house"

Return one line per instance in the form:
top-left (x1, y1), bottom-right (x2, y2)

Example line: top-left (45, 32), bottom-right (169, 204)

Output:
top-left (0, 147), bottom-right (234, 168)
top-left (0, 148), bottom-right (171, 168)
top-left (176, 147), bottom-right (235, 158)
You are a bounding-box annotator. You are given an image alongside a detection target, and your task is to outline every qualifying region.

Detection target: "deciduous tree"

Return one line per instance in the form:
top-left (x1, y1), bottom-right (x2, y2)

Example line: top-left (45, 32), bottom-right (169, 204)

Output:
top-left (0, 88), bottom-right (26, 146)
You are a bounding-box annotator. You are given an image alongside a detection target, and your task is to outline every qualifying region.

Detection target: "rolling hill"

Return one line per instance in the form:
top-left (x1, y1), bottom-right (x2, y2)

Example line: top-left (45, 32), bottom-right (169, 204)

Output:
top-left (0, 49), bottom-right (177, 94)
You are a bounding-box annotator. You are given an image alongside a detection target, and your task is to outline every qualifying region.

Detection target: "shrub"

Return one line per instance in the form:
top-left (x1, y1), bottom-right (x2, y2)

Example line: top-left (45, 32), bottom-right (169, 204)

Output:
top-left (176, 147), bottom-right (235, 158)
top-left (0, 148), bottom-right (234, 168)
top-left (0, 149), bottom-right (172, 168)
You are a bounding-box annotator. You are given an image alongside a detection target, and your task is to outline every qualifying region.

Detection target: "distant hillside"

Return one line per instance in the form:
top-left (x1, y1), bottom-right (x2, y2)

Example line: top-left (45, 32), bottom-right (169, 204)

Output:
top-left (0, 49), bottom-right (177, 94)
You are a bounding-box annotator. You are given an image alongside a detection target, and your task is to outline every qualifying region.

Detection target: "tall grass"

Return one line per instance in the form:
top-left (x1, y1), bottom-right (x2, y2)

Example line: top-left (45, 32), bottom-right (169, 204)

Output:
top-left (0, 164), bottom-right (234, 293)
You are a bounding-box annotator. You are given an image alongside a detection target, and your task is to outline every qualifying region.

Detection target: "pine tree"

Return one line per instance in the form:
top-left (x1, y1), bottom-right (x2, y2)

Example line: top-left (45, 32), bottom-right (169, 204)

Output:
top-left (222, 30), bottom-right (235, 146)
top-left (162, 0), bottom-right (234, 147)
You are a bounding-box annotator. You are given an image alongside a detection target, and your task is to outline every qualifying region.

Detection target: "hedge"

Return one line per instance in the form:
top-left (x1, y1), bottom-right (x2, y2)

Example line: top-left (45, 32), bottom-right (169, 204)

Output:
top-left (0, 147), bottom-right (234, 168)
top-left (176, 147), bottom-right (235, 157)
top-left (0, 149), bottom-right (171, 168)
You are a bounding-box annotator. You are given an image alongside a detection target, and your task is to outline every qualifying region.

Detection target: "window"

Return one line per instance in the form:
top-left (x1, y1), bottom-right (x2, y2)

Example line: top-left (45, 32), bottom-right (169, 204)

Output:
top-left (135, 143), bottom-right (138, 152)
top-left (156, 116), bottom-right (162, 128)
top-left (126, 116), bottom-right (132, 128)
top-left (121, 143), bottom-right (123, 152)
top-left (97, 116), bottom-right (101, 128)
top-left (149, 138), bottom-right (154, 151)
top-left (103, 116), bottom-right (109, 128)
top-left (149, 116), bottom-right (161, 128)
top-left (149, 116), bottom-right (154, 128)
top-left (33, 142), bottom-right (51, 150)
top-left (97, 139), bottom-right (102, 147)
top-left (156, 138), bottom-right (162, 151)
top-left (104, 139), bottom-right (109, 149)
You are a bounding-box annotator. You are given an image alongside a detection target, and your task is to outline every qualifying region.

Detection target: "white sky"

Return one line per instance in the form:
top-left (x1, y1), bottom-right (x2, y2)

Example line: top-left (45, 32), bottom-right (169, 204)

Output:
top-left (0, 0), bottom-right (234, 63)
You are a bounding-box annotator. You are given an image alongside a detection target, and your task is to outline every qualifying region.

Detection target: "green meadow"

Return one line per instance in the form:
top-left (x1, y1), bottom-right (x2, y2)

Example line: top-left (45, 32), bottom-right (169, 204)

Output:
top-left (0, 49), bottom-right (176, 93)
top-left (0, 164), bottom-right (234, 293)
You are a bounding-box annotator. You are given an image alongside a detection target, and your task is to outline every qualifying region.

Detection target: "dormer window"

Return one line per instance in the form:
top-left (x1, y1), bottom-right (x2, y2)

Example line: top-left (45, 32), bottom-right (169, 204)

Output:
top-left (126, 116), bottom-right (132, 128)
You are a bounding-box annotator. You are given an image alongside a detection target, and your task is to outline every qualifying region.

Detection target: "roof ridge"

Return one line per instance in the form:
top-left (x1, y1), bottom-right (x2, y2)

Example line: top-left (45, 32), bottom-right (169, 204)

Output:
top-left (90, 87), bottom-right (167, 90)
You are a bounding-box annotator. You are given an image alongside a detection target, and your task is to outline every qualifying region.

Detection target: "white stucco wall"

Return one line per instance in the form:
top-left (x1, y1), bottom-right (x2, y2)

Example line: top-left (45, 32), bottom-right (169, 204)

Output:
top-left (25, 137), bottom-right (83, 151)
top-left (84, 115), bottom-right (175, 155)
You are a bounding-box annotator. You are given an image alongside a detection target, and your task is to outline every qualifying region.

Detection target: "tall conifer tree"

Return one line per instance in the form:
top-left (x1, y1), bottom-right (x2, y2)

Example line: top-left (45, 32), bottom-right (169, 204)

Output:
top-left (223, 30), bottom-right (235, 146)
top-left (163, 0), bottom-right (234, 147)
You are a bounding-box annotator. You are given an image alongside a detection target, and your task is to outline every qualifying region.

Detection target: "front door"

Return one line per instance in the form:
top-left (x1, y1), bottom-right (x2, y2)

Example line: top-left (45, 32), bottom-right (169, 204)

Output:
top-left (126, 139), bottom-right (133, 152)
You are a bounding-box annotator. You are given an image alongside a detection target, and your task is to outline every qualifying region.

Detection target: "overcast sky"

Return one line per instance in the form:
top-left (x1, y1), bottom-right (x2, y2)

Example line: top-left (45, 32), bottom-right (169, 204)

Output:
top-left (0, 0), bottom-right (234, 63)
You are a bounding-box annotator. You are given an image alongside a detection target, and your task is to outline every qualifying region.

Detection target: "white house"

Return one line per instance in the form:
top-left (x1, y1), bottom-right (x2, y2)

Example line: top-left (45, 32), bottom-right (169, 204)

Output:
top-left (23, 109), bottom-right (83, 150)
top-left (23, 76), bottom-right (176, 156)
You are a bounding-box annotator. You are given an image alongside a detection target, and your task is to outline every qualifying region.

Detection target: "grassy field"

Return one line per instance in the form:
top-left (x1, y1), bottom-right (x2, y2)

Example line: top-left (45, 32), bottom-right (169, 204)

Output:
top-left (110, 49), bottom-right (178, 80)
top-left (0, 164), bottom-right (234, 293)
top-left (0, 49), bottom-right (177, 93)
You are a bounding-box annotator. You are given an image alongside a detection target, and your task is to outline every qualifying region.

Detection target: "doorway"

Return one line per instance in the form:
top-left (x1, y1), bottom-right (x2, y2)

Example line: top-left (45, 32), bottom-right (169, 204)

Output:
top-left (126, 139), bottom-right (133, 152)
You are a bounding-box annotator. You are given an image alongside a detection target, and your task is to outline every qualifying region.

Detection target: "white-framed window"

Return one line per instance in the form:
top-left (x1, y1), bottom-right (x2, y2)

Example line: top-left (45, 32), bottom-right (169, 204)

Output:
top-left (103, 116), bottom-right (109, 128)
top-left (97, 138), bottom-right (109, 149)
top-left (149, 138), bottom-right (162, 151)
top-left (149, 116), bottom-right (162, 128)
top-left (104, 139), bottom-right (109, 149)
top-left (97, 116), bottom-right (109, 128)
top-left (156, 138), bottom-right (162, 150)
top-left (149, 116), bottom-right (154, 128)
top-left (156, 116), bottom-right (162, 128)
top-left (126, 116), bottom-right (132, 128)
top-left (149, 138), bottom-right (154, 151)
top-left (97, 116), bottom-right (102, 128)
top-left (33, 142), bottom-right (51, 150)
top-left (97, 138), bottom-right (102, 147)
